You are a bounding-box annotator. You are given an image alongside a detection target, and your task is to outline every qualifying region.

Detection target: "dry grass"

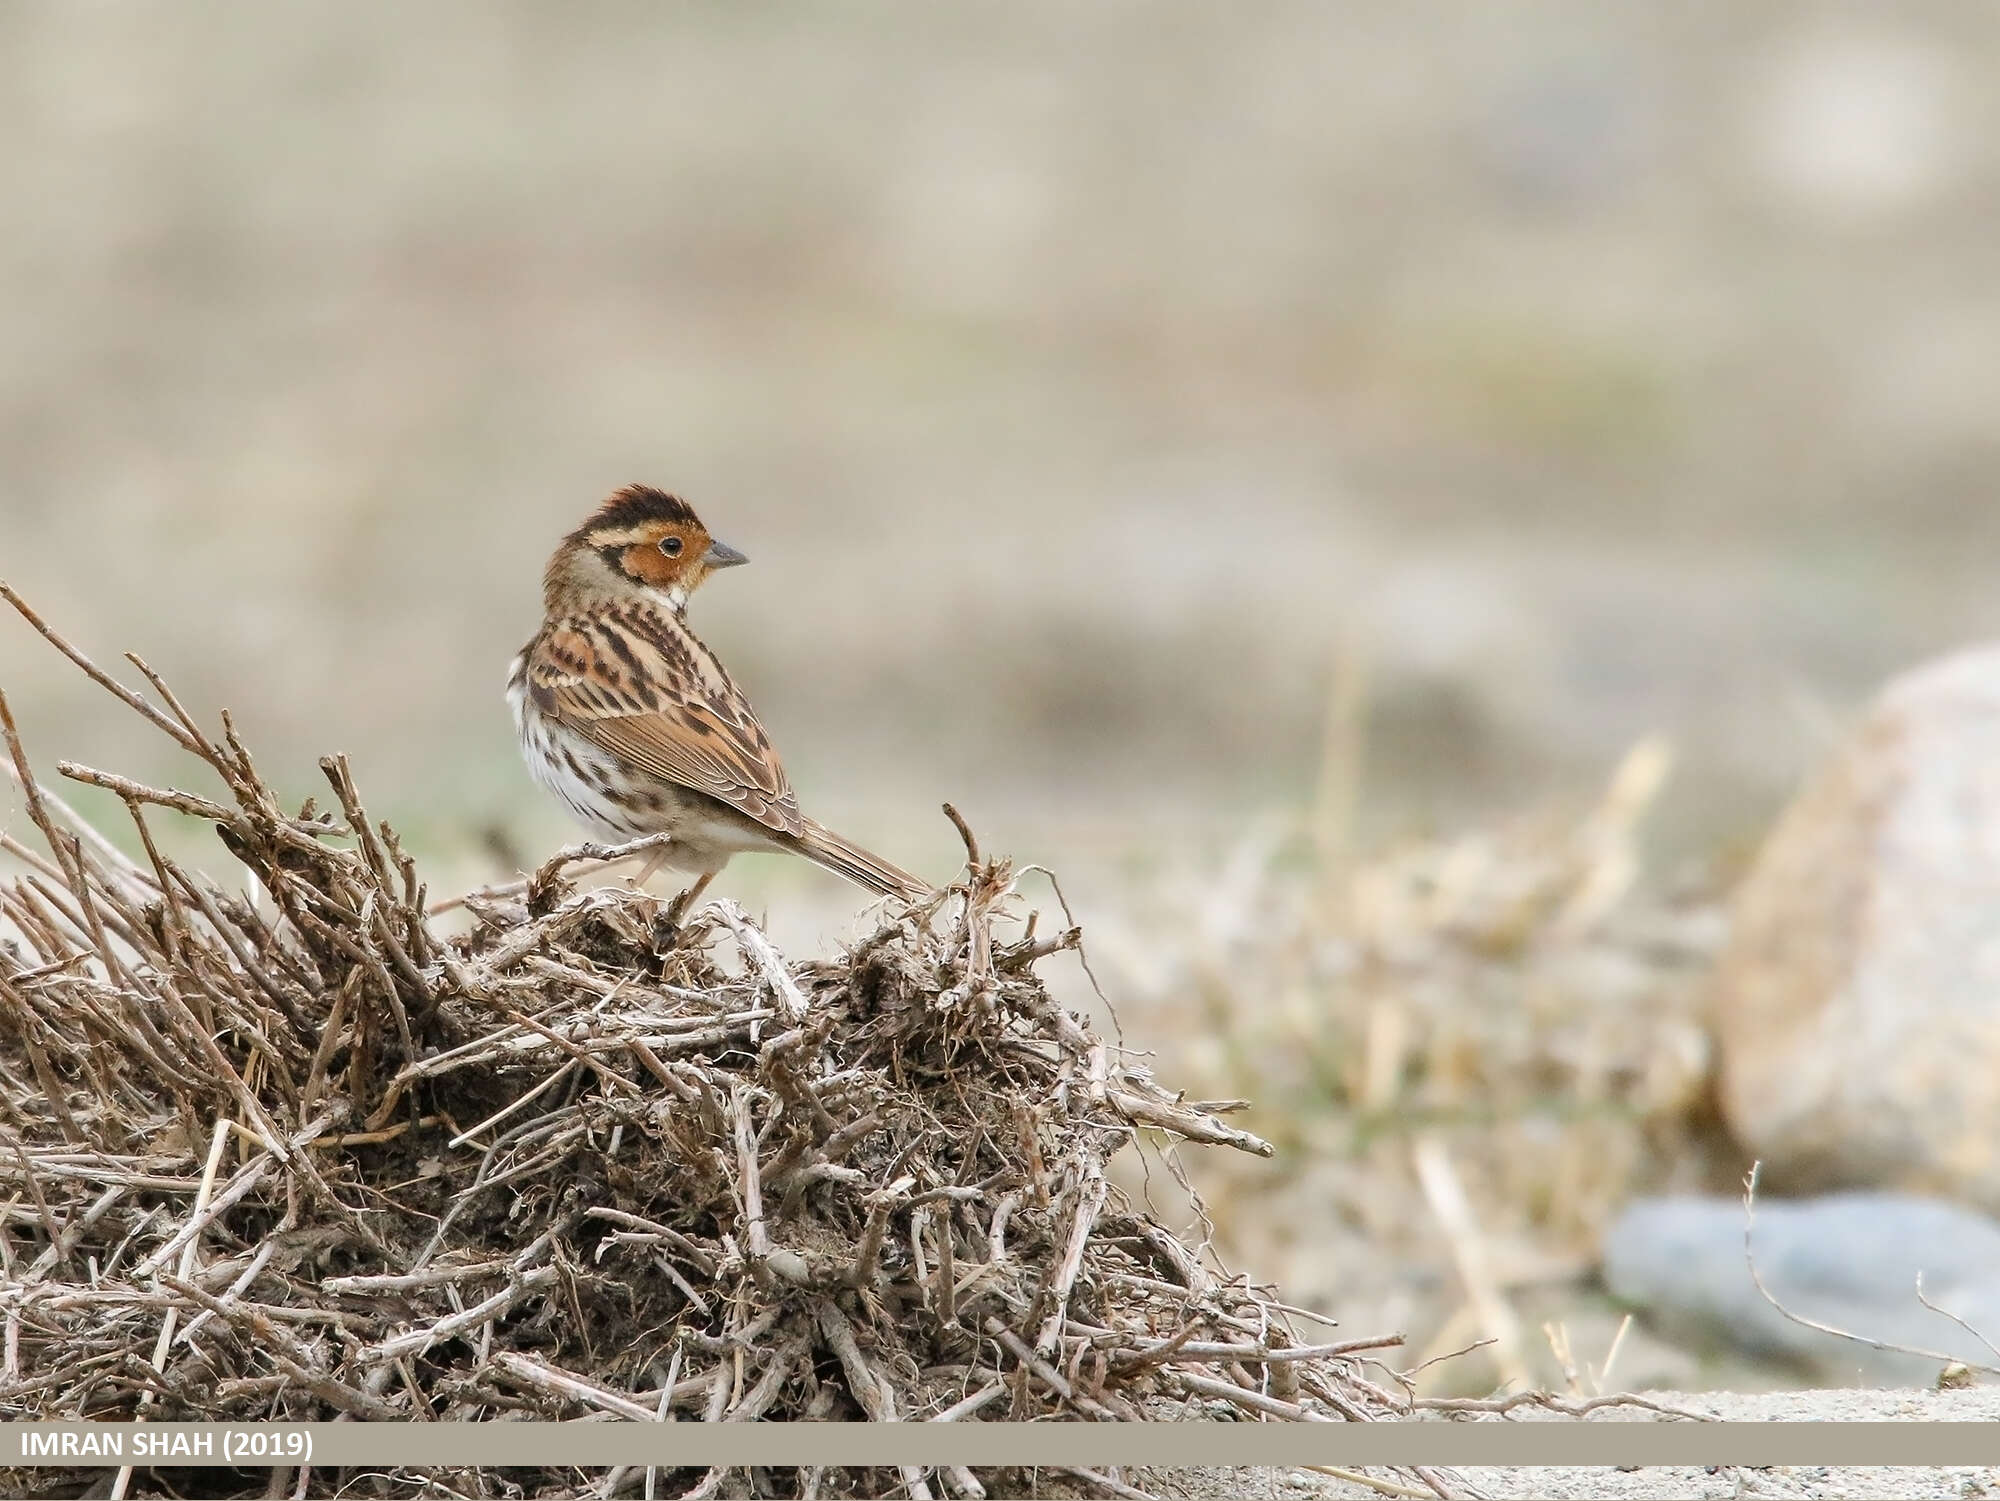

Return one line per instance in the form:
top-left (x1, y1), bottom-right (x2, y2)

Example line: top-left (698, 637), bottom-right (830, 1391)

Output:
top-left (1086, 704), bottom-right (1735, 1392)
top-left (0, 587), bottom-right (1517, 1501)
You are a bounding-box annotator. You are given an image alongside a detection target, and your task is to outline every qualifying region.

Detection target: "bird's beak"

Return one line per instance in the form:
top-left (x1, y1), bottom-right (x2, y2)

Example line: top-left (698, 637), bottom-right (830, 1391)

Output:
top-left (703, 539), bottom-right (749, 569)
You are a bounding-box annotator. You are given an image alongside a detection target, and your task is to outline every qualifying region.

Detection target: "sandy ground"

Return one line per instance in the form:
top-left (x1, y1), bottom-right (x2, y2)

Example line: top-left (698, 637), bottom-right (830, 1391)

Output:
top-left (1117, 1388), bottom-right (2000, 1501)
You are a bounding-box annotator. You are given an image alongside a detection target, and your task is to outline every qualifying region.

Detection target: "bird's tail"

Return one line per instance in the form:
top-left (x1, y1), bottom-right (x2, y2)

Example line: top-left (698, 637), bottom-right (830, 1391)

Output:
top-left (794, 818), bottom-right (929, 900)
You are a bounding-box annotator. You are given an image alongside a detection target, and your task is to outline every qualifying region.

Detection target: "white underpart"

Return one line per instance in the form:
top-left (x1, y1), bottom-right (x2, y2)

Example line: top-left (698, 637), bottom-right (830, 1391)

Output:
top-left (507, 656), bottom-right (652, 841)
top-left (506, 650), bottom-right (772, 875)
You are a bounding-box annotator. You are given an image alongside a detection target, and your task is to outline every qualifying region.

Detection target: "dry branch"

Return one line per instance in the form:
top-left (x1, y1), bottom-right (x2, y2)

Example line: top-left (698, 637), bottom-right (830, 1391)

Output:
top-left (0, 590), bottom-right (1438, 1500)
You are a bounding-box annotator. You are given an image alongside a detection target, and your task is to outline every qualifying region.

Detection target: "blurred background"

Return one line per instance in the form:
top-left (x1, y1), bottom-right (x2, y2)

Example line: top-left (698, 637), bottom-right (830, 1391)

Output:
top-left (5, 1), bottom-right (2000, 1396)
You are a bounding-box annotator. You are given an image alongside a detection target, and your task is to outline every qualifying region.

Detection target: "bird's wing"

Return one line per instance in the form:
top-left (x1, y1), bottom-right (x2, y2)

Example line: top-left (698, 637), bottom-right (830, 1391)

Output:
top-left (525, 608), bottom-right (805, 838)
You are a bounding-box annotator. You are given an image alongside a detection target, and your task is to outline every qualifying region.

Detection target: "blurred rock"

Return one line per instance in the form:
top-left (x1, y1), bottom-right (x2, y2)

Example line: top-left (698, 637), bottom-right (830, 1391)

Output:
top-left (1474, 53), bottom-right (1653, 211)
top-left (1745, 26), bottom-right (1963, 221)
top-left (1603, 1193), bottom-right (2000, 1387)
top-left (1713, 645), bottom-right (2000, 1208)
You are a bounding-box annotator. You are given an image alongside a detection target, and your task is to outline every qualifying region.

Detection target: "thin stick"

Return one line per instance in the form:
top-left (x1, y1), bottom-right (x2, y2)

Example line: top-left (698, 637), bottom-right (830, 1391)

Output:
top-left (428, 832), bottom-right (676, 915)
top-left (132, 1152), bottom-right (271, 1279)
top-left (846, 1191), bottom-right (898, 1290)
top-left (818, 1302), bottom-right (891, 1422)
top-left (1112, 1335), bottom-right (1404, 1365)
top-left (941, 804), bottom-right (981, 868)
top-left (1176, 1370), bottom-right (1334, 1421)
top-left (3, 1135), bottom-right (67, 1249)
top-left (1304, 1468), bottom-right (1434, 1501)
top-left (816, 1304), bottom-right (932, 1499)
top-left (449, 1060), bottom-right (581, 1148)
top-left (477, 998), bottom-right (640, 1097)
top-left (177, 1241), bottom-right (275, 1346)
top-left (734, 1087), bottom-right (771, 1284)
top-left (322, 1261), bottom-right (513, 1295)
top-left (982, 1317), bottom-right (1115, 1421)
top-left (361, 1266), bottom-right (560, 1363)
top-left (491, 1351), bottom-right (658, 1420)
top-left (710, 902), bottom-right (808, 1023)
top-left (1915, 1272), bottom-right (2000, 1370)
top-left (1106, 1089), bottom-right (1274, 1157)
top-left (1414, 1390), bottom-right (1713, 1421)
top-left (112, 1115), bottom-right (230, 1501)
top-left (1412, 1133), bottom-right (1529, 1390)
top-left (1055, 1469), bottom-right (1161, 1501)
top-left (1593, 1313), bottom-right (1634, 1395)
top-left (0, 757), bottom-right (154, 897)
top-left (724, 1336), bottom-right (803, 1422)
top-left (584, 1208), bottom-right (718, 1277)
top-left (55, 763), bottom-right (239, 832)
top-left (1741, 1163), bottom-right (2000, 1377)
top-left (930, 1382), bottom-right (1006, 1422)
top-left (641, 1346), bottom-right (684, 1501)
top-left (0, 584), bottom-right (203, 755)
top-left (1037, 1156), bottom-right (1108, 1353)
top-left (156, 1274), bottom-right (403, 1419)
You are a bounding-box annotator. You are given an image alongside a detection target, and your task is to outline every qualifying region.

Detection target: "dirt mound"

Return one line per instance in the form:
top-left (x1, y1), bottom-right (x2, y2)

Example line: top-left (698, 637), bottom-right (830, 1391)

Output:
top-left (0, 588), bottom-right (1432, 1501)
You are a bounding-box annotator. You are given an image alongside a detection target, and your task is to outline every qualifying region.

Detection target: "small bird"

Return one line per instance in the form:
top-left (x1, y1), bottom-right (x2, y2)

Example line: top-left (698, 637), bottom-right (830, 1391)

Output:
top-left (509, 485), bottom-right (927, 914)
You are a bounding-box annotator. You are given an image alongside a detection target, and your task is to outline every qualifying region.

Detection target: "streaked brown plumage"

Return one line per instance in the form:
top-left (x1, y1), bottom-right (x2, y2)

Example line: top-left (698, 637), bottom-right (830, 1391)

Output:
top-left (509, 485), bottom-right (926, 910)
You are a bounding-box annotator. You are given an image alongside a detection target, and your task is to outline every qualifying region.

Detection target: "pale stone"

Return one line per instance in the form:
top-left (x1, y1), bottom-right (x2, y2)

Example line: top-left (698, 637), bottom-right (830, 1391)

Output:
top-left (1714, 645), bottom-right (2000, 1207)
top-left (1603, 1193), bottom-right (2000, 1387)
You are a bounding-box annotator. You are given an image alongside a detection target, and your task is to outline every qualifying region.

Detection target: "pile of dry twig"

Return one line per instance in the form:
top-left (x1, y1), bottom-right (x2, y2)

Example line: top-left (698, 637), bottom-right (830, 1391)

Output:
top-left (0, 587), bottom-right (1460, 1501)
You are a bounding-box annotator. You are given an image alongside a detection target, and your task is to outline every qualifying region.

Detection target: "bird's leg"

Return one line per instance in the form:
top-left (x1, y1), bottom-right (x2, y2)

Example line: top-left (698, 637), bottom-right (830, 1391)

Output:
top-left (666, 870), bottom-right (716, 926)
top-left (628, 841), bottom-right (675, 889)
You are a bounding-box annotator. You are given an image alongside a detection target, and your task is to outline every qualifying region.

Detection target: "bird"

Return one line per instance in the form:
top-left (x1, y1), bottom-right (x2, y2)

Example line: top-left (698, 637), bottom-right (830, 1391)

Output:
top-left (508, 484), bottom-right (928, 916)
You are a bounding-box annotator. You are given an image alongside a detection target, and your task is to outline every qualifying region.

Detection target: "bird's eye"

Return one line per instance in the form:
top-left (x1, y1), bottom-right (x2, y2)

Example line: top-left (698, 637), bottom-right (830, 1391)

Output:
top-left (659, 536), bottom-right (684, 557)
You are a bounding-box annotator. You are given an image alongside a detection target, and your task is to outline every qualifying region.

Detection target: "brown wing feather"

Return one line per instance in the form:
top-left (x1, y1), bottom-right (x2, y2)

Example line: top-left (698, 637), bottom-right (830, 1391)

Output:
top-left (527, 609), bottom-right (805, 838)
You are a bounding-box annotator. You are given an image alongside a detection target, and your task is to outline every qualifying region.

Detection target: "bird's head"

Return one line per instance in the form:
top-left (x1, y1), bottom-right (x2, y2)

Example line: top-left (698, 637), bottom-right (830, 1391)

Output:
top-left (545, 485), bottom-right (748, 614)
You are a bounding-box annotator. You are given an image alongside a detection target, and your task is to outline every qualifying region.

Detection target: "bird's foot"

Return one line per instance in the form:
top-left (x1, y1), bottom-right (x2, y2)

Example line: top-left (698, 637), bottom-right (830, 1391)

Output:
top-left (664, 870), bottom-right (717, 928)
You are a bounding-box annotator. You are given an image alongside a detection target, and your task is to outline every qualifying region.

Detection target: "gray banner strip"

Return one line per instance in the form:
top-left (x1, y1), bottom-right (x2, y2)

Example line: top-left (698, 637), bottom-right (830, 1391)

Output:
top-left (5, 1423), bottom-right (1997, 1468)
